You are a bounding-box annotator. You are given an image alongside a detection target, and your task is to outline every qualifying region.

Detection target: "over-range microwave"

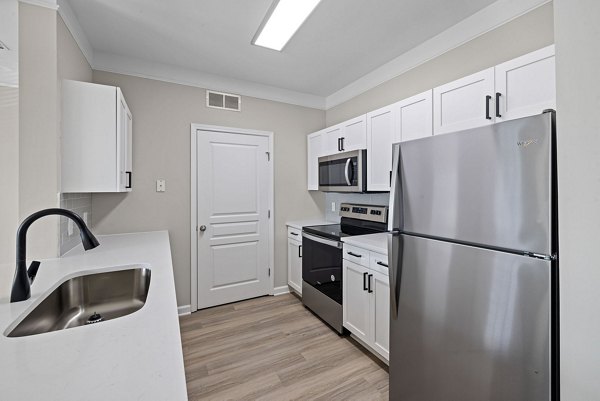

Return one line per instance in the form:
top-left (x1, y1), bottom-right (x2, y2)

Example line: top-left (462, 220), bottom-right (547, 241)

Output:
top-left (318, 150), bottom-right (367, 192)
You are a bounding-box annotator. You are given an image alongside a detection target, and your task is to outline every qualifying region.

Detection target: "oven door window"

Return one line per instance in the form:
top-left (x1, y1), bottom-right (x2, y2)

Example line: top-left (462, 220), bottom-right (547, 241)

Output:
top-left (302, 235), bottom-right (343, 304)
top-left (319, 157), bottom-right (358, 187)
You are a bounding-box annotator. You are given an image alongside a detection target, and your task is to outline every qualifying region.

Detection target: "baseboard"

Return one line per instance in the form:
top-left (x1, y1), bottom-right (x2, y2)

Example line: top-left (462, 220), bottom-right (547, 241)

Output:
top-left (273, 285), bottom-right (290, 296)
top-left (177, 305), bottom-right (191, 316)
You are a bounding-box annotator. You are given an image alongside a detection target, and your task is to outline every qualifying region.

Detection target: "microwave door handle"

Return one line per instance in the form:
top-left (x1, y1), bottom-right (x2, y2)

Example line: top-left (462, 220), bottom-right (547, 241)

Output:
top-left (344, 158), bottom-right (352, 186)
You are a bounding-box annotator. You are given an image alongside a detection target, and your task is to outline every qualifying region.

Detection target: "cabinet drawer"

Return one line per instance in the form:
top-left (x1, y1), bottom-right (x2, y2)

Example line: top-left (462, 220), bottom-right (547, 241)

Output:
top-left (343, 244), bottom-right (370, 267)
top-left (370, 252), bottom-right (389, 276)
top-left (287, 227), bottom-right (302, 240)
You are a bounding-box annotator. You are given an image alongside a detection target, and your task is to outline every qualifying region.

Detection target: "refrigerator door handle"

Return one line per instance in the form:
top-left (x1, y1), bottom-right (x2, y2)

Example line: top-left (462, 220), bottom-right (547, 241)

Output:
top-left (388, 144), bottom-right (402, 232)
top-left (388, 233), bottom-right (401, 319)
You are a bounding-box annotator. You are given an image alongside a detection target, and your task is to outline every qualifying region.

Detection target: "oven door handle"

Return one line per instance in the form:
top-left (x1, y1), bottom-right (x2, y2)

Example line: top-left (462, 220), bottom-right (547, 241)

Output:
top-left (344, 158), bottom-right (352, 186)
top-left (302, 232), bottom-right (342, 249)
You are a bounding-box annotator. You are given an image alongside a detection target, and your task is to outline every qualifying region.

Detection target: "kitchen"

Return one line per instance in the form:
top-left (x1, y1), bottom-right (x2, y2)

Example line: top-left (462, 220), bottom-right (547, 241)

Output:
top-left (0, 0), bottom-right (598, 400)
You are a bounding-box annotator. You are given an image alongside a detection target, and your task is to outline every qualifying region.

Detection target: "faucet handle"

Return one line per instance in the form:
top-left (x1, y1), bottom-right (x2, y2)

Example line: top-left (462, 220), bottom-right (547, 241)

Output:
top-left (27, 261), bottom-right (41, 283)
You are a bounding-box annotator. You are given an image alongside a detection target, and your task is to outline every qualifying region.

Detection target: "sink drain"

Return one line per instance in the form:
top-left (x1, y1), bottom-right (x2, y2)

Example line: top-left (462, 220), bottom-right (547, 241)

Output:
top-left (85, 312), bottom-right (104, 325)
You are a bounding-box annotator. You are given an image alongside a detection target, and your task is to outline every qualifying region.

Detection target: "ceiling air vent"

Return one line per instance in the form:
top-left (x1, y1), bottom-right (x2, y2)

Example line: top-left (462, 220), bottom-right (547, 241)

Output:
top-left (206, 90), bottom-right (241, 112)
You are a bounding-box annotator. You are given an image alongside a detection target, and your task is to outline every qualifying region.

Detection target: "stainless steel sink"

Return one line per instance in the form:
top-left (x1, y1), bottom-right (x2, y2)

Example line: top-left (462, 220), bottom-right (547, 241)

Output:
top-left (6, 267), bottom-right (151, 337)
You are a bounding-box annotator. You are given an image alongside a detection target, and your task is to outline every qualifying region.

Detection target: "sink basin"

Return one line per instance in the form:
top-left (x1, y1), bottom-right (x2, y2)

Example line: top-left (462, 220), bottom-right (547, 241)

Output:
top-left (5, 267), bottom-right (151, 338)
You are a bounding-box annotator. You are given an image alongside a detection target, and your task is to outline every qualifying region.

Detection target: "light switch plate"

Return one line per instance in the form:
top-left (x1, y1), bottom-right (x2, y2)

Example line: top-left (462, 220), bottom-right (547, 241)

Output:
top-left (156, 179), bottom-right (166, 192)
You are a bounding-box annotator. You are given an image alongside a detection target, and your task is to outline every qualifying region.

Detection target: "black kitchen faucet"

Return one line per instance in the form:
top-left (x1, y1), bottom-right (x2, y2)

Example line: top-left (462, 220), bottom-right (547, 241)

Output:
top-left (10, 208), bottom-right (100, 302)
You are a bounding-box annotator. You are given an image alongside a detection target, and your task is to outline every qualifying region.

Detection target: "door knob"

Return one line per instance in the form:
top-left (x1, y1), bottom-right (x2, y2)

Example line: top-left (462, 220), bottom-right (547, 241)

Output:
top-left (199, 225), bottom-right (207, 232)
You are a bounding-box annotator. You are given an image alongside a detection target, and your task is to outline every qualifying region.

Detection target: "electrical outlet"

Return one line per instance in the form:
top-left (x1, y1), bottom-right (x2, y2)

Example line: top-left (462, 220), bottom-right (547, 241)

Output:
top-left (331, 202), bottom-right (336, 212)
top-left (156, 179), bottom-right (166, 192)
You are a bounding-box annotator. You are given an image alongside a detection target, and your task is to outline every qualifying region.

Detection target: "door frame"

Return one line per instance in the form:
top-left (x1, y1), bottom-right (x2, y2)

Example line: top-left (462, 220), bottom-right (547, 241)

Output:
top-left (190, 123), bottom-right (274, 313)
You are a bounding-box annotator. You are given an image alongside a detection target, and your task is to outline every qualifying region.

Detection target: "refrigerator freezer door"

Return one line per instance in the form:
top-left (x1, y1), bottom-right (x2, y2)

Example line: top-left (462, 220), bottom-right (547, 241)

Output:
top-left (390, 113), bottom-right (554, 256)
top-left (389, 234), bottom-right (551, 401)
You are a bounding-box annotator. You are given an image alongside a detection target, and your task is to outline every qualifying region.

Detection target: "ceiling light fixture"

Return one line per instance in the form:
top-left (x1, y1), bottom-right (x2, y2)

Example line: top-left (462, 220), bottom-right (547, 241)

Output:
top-left (252, 0), bottom-right (322, 51)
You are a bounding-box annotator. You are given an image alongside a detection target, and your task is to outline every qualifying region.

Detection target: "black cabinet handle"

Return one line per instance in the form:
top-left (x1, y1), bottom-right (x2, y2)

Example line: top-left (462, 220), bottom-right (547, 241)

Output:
top-left (485, 95), bottom-right (492, 120)
top-left (341, 137), bottom-right (345, 151)
top-left (368, 274), bottom-right (373, 293)
top-left (495, 92), bottom-right (502, 118)
top-left (126, 171), bottom-right (132, 189)
top-left (389, 171), bottom-right (392, 187)
top-left (298, 245), bottom-right (302, 258)
top-left (376, 261), bottom-right (388, 267)
top-left (337, 138), bottom-right (341, 151)
top-left (290, 232), bottom-right (298, 236)
top-left (363, 272), bottom-right (368, 291)
top-left (347, 251), bottom-right (362, 258)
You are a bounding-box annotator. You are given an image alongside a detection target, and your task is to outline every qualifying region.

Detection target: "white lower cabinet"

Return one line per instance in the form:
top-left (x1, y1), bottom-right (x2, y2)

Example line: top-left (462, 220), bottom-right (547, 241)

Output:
top-left (343, 246), bottom-right (389, 362)
top-left (343, 260), bottom-right (371, 342)
top-left (287, 227), bottom-right (303, 295)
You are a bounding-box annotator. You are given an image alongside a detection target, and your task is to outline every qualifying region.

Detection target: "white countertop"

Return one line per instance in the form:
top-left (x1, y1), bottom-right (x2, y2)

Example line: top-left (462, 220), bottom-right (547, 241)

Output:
top-left (342, 232), bottom-right (389, 255)
top-left (286, 218), bottom-right (332, 230)
top-left (0, 231), bottom-right (187, 401)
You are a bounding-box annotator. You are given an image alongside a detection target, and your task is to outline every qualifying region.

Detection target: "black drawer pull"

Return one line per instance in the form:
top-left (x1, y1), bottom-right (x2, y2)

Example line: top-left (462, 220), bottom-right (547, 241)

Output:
top-left (376, 261), bottom-right (388, 267)
top-left (347, 251), bottom-right (362, 258)
top-left (495, 92), bottom-right (502, 118)
top-left (290, 232), bottom-right (298, 236)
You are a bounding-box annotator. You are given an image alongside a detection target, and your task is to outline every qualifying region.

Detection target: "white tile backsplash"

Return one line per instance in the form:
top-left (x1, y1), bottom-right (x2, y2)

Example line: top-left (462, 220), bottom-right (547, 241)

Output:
top-left (325, 192), bottom-right (390, 222)
top-left (59, 193), bottom-right (92, 255)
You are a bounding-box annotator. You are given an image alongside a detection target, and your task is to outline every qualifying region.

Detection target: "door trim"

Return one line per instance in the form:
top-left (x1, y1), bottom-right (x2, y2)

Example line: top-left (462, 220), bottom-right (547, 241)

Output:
top-left (190, 123), bottom-right (274, 312)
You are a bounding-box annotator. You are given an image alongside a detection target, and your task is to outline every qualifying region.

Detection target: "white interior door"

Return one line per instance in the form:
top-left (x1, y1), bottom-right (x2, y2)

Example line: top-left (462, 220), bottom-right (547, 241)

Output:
top-left (196, 130), bottom-right (271, 309)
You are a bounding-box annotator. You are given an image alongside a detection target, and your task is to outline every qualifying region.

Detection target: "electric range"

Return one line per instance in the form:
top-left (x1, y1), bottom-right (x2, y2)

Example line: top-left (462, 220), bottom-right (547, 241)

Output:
top-left (301, 203), bottom-right (388, 334)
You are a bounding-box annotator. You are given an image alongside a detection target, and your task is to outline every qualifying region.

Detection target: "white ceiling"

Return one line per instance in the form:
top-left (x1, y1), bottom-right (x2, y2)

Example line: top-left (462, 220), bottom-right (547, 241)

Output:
top-left (61, 0), bottom-right (549, 108)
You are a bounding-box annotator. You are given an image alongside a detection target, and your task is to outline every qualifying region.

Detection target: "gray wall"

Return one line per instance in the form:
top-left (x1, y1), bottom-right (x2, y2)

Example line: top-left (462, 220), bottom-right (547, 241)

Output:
top-left (57, 14), bottom-right (93, 255)
top-left (18, 2), bottom-right (59, 259)
top-left (554, 1), bottom-right (600, 399)
top-left (0, 86), bottom-right (19, 265)
top-left (326, 3), bottom-right (554, 126)
top-left (91, 71), bottom-right (325, 306)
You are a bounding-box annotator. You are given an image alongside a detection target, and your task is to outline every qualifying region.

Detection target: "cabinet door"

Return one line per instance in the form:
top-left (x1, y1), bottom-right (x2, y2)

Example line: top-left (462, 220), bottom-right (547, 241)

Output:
top-left (366, 105), bottom-right (396, 191)
top-left (495, 45), bottom-right (555, 122)
top-left (287, 239), bottom-right (302, 295)
top-left (433, 68), bottom-right (495, 135)
top-left (370, 270), bottom-right (390, 360)
top-left (323, 124), bottom-right (343, 155)
top-left (117, 89), bottom-right (133, 192)
top-left (307, 131), bottom-right (322, 190)
top-left (343, 259), bottom-right (370, 342)
top-left (397, 89), bottom-right (433, 143)
top-left (341, 115), bottom-right (367, 152)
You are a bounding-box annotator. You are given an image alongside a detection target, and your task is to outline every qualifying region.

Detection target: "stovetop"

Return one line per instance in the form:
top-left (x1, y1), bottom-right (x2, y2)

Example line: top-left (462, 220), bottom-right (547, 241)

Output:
top-left (303, 220), bottom-right (387, 241)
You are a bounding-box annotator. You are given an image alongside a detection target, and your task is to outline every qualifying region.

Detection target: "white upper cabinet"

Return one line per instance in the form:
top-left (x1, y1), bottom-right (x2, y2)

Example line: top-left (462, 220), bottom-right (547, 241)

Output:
top-left (366, 104), bottom-right (396, 191)
top-left (323, 115), bottom-right (367, 155)
top-left (433, 68), bottom-right (495, 135)
top-left (62, 80), bottom-right (133, 193)
top-left (495, 45), bottom-right (556, 122)
top-left (396, 89), bottom-right (433, 143)
top-left (307, 131), bottom-right (322, 190)
top-left (433, 45), bottom-right (556, 136)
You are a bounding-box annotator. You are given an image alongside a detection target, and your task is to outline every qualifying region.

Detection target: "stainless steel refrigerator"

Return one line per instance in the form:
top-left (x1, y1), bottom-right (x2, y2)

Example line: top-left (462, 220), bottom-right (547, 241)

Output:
top-left (387, 111), bottom-right (558, 401)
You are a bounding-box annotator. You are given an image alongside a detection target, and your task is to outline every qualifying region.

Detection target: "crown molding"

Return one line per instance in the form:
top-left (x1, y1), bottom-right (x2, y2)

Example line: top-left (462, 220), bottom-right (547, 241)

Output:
top-left (325, 0), bottom-right (552, 109)
top-left (93, 51), bottom-right (327, 110)
top-left (57, 0), bottom-right (93, 66)
top-left (18, 0), bottom-right (58, 10)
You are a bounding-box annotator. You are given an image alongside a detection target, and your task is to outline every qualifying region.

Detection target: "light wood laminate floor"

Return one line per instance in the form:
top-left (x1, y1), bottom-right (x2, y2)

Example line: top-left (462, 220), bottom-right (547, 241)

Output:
top-left (179, 293), bottom-right (389, 400)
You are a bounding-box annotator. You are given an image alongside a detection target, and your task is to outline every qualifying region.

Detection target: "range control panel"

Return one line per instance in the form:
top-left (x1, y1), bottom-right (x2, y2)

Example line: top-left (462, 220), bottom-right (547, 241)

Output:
top-left (339, 203), bottom-right (388, 224)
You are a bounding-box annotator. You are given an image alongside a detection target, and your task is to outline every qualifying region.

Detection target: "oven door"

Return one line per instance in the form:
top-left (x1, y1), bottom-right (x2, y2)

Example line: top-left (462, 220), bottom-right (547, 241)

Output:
top-left (302, 232), bottom-right (343, 304)
top-left (319, 150), bottom-right (366, 192)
